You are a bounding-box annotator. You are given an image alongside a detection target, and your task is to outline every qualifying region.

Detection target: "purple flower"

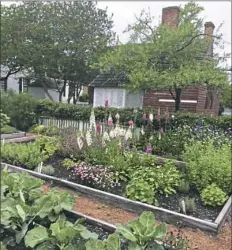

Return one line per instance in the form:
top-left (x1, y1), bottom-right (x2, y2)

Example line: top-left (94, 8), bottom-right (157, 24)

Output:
top-left (146, 144), bottom-right (152, 154)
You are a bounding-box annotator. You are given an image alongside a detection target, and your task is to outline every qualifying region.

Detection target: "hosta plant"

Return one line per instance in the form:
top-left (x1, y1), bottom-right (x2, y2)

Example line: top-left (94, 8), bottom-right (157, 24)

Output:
top-left (116, 211), bottom-right (167, 250)
top-left (200, 184), bottom-right (229, 207)
top-left (34, 164), bottom-right (55, 176)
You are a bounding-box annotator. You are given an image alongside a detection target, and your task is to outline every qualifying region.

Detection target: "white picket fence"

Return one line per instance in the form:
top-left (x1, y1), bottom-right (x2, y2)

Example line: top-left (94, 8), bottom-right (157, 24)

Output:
top-left (39, 116), bottom-right (142, 138)
top-left (39, 117), bottom-right (90, 132)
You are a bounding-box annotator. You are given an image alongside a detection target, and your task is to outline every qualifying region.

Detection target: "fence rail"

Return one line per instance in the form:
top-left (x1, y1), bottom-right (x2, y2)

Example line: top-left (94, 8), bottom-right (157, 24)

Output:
top-left (39, 116), bottom-right (141, 136)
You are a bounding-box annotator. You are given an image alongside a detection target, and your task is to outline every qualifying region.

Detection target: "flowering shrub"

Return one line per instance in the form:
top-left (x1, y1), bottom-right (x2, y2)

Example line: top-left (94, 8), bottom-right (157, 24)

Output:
top-left (0, 111), bottom-right (10, 129)
top-left (71, 162), bottom-right (116, 190)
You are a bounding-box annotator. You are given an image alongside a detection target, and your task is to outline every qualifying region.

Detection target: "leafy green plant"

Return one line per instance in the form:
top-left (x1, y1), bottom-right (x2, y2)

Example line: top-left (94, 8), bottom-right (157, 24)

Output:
top-left (62, 158), bottom-right (76, 169)
top-left (116, 211), bottom-right (167, 250)
top-left (85, 233), bottom-right (121, 250)
top-left (31, 124), bottom-right (47, 134)
top-left (0, 110), bottom-right (10, 129)
top-left (24, 215), bottom-right (98, 250)
top-left (35, 135), bottom-right (60, 159)
top-left (126, 179), bottom-right (155, 205)
top-left (1, 125), bottom-right (17, 134)
top-left (200, 184), bottom-right (229, 207)
top-left (183, 141), bottom-right (231, 194)
top-left (178, 179), bottom-right (190, 193)
top-left (1, 142), bottom-right (47, 170)
top-left (35, 165), bottom-right (55, 176)
top-left (179, 197), bottom-right (196, 214)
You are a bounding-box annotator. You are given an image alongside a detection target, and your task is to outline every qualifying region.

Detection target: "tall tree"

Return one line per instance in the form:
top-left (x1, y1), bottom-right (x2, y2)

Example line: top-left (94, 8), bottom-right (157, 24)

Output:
top-left (1, 1), bottom-right (115, 102)
top-left (0, 4), bottom-right (27, 90)
top-left (96, 2), bottom-right (229, 111)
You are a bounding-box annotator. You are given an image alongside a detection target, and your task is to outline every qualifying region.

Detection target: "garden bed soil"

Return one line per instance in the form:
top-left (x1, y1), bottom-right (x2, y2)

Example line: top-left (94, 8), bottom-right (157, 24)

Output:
top-left (55, 186), bottom-right (232, 250)
top-left (47, 155), bottom-right (221, 222)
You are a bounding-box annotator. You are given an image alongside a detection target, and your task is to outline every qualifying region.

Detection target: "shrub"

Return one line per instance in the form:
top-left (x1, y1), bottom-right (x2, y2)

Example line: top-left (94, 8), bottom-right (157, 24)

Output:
top-left (126, 179), bottom-right (156, 205)
top-left (0, 111), bottom-right (10, 129)
top-left (200, 184), bottom-right (229, 207)
top-left (31, 125), bottom-right (47, 134)
top-left (79, 93), bottom-right (89, 102)
top-left (61, 158), bottom-right (76, 169)
top-left (1, 90), bottom-right (36, 131)
top-left (183, 140), bottom-right (231, 194)
top-left (1, 125), bottom-right (17, 134)
top-left (178, 179), bottom-right (190, 193)
top-left (71, 162), bottom-right (116, 191)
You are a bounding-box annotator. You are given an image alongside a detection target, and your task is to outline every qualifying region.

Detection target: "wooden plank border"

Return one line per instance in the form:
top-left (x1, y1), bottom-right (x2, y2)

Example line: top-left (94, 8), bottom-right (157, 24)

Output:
top-left (1, 132), bottom-right (26, 140)
top-left (3, 135), bottom-right (37, 144)
top-left (2, 163), bottom-right (231, 234)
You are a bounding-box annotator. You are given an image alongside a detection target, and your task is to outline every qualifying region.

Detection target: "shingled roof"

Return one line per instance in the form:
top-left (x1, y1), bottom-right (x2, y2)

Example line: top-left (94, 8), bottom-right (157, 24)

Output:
top-left (88, 71), bottom-right (128, 87)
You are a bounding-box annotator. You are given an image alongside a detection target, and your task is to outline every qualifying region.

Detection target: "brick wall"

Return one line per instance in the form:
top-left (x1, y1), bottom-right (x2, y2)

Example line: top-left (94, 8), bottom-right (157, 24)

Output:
top-left (162, 6), bottom-right (180, 28)
top-left (143, 86), bottom-right (220, 115)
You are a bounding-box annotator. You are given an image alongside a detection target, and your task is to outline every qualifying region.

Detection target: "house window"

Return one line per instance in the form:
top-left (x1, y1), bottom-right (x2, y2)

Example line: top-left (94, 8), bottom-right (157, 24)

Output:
top-left (0, 79), bottom-right (7, 91)
top-left (19, 78), bottom-right (28, 93)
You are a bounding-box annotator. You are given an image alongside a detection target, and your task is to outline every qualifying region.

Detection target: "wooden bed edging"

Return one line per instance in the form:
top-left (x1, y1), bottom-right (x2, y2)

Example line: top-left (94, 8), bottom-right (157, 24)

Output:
top-left (3, 135), bottom-right (37, 144)
top-left (64, 209), bottom-right (116, 233)
top-left (2, 162), bottom-right (230, 234)
top-left (1, 132), bottom-right (25, 140)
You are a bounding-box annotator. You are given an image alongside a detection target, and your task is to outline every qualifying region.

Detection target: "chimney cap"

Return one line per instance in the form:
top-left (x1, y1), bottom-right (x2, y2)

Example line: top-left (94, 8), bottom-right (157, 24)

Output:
top-left (162, 6), bottom-right (180, 12)
top-left (204, 22), bottom-right (215, 29)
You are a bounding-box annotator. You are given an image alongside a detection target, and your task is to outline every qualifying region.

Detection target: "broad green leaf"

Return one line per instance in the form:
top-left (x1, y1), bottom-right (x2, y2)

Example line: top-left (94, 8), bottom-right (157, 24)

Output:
top-left (85, 239), bottom-right (105, 250)
top-left (25, 226), bottom-right (49, 248)
top-left (128, 242), bottom-right (141, 250)
top-left (139, 211), bottom-right (155, 229)
top-left (116, 224), bottom-right (137, 242)
top-left (16, 205), bottom-right (26, 222)
top-left (80, 229), bottom-right (98, 240)
top-left (19, 190), bottom-right (25, 203)
top-left (153, 224), bottom-right (167, 240)
top-left (105, 233), bottom-right (121, 250)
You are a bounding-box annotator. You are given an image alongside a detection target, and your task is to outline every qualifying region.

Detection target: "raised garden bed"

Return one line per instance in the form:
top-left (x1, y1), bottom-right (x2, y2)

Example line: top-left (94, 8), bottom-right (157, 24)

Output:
top-left (2, 135), bottom-right (37, 144)
top-left (2, 162), bottom-right (231, 234)
top-left (1, 131), bottom-right (26, 140)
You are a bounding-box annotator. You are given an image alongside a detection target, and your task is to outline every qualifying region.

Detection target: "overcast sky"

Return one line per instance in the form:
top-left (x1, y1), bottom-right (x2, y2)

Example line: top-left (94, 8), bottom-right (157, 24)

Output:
top-left (2, 1), bottom-right (231, 68)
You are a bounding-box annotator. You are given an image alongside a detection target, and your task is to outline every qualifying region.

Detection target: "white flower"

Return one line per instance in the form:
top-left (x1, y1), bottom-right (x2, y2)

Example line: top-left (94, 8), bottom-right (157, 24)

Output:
top-left (109, 129), bottom-right (115, 138)
top-left (141, 126), bottom-right (145, 135)
top-left (171, 115), bottom-right (175, 119)
top-left (86, 130), bottom-right (92, 146)
top-left (103, 131), bottom-right (110, 141)
top-left (149, 113), bottom-right (153, 122)
top-left (77, 137), bottom-right (84, 150)
top-left (125, 128), bottom-right (132, 141)
top-left (89, 108), bottom-right (96, 132)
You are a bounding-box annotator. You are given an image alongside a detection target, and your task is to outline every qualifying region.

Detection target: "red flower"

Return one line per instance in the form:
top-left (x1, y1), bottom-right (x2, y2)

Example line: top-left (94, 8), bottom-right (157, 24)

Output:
top-left (105, 98), bottom-right (109, 108)
top-left (96, 122), bottom-right (102, 133)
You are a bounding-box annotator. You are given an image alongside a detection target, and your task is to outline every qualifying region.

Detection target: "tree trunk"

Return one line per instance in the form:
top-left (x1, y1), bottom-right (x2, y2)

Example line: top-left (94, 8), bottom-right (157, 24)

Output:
top-left (58, 91), bottom-right (62, 102)
top-left (175, 88), bottom-right (182, 112)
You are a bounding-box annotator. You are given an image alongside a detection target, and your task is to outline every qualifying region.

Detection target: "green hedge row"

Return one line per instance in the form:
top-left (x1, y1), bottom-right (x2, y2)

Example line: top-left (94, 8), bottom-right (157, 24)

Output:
top-left (35, 99), bottom-right (231, 130)
top-left (1, 90), bottom-right (231, 131)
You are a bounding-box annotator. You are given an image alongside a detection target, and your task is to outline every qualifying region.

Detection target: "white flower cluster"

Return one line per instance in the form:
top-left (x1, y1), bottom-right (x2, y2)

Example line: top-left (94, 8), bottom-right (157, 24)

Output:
top-left (89, 108), bottom-right (96, 132)
top-left (102, 131), bottom-right (110, 147)
top-left (125, 128), bottom-right (132, 141)
top-left (77, 137), bottom-right (84, 150)
top-left (86, 130), bottom-right (92, 146)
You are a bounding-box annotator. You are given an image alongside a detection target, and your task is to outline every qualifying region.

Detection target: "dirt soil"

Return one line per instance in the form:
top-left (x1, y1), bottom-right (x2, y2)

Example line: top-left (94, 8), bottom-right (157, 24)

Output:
top-left (54, 186), bottom-right (231, 250)
top-left (73, 197), bottom-right (231, 250)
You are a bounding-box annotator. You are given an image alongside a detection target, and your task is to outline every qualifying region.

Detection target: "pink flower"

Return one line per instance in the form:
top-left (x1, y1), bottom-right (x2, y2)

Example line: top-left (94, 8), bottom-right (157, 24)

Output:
top-left (105, 98), bottom-right (109, 108)
top-left (108, 114), bottom-right (113, 126)
top-left (142, 113), bottom-right (146, 119)
top-left (146, 144), bottom-right (152, 154)
top-left (96, 122), bottom-right (102, 133)
top-left (128, 120), bottom-right (134, 128)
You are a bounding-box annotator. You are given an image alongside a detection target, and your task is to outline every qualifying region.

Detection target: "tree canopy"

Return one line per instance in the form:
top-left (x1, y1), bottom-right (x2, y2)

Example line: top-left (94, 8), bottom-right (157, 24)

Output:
top-left (1, 1), bottom-right (116, 102)
top-left (95, 2), bottom-right (230, 111)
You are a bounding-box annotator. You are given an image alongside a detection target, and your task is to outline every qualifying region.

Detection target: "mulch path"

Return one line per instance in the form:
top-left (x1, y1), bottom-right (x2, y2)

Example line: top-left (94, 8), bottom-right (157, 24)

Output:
top-left (54, 186), bottom-right (231, 250)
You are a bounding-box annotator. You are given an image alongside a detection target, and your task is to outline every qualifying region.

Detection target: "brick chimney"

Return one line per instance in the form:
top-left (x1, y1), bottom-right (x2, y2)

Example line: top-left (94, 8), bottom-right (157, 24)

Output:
top-left (204, 22), bottom-right (215, 56)
top-left (162, 6), bottom-right (180, 29)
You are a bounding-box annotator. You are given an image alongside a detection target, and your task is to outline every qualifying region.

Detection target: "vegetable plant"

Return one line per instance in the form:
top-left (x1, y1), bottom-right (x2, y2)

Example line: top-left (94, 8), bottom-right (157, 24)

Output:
top-left (200, 184), bottom-right (229, 207)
